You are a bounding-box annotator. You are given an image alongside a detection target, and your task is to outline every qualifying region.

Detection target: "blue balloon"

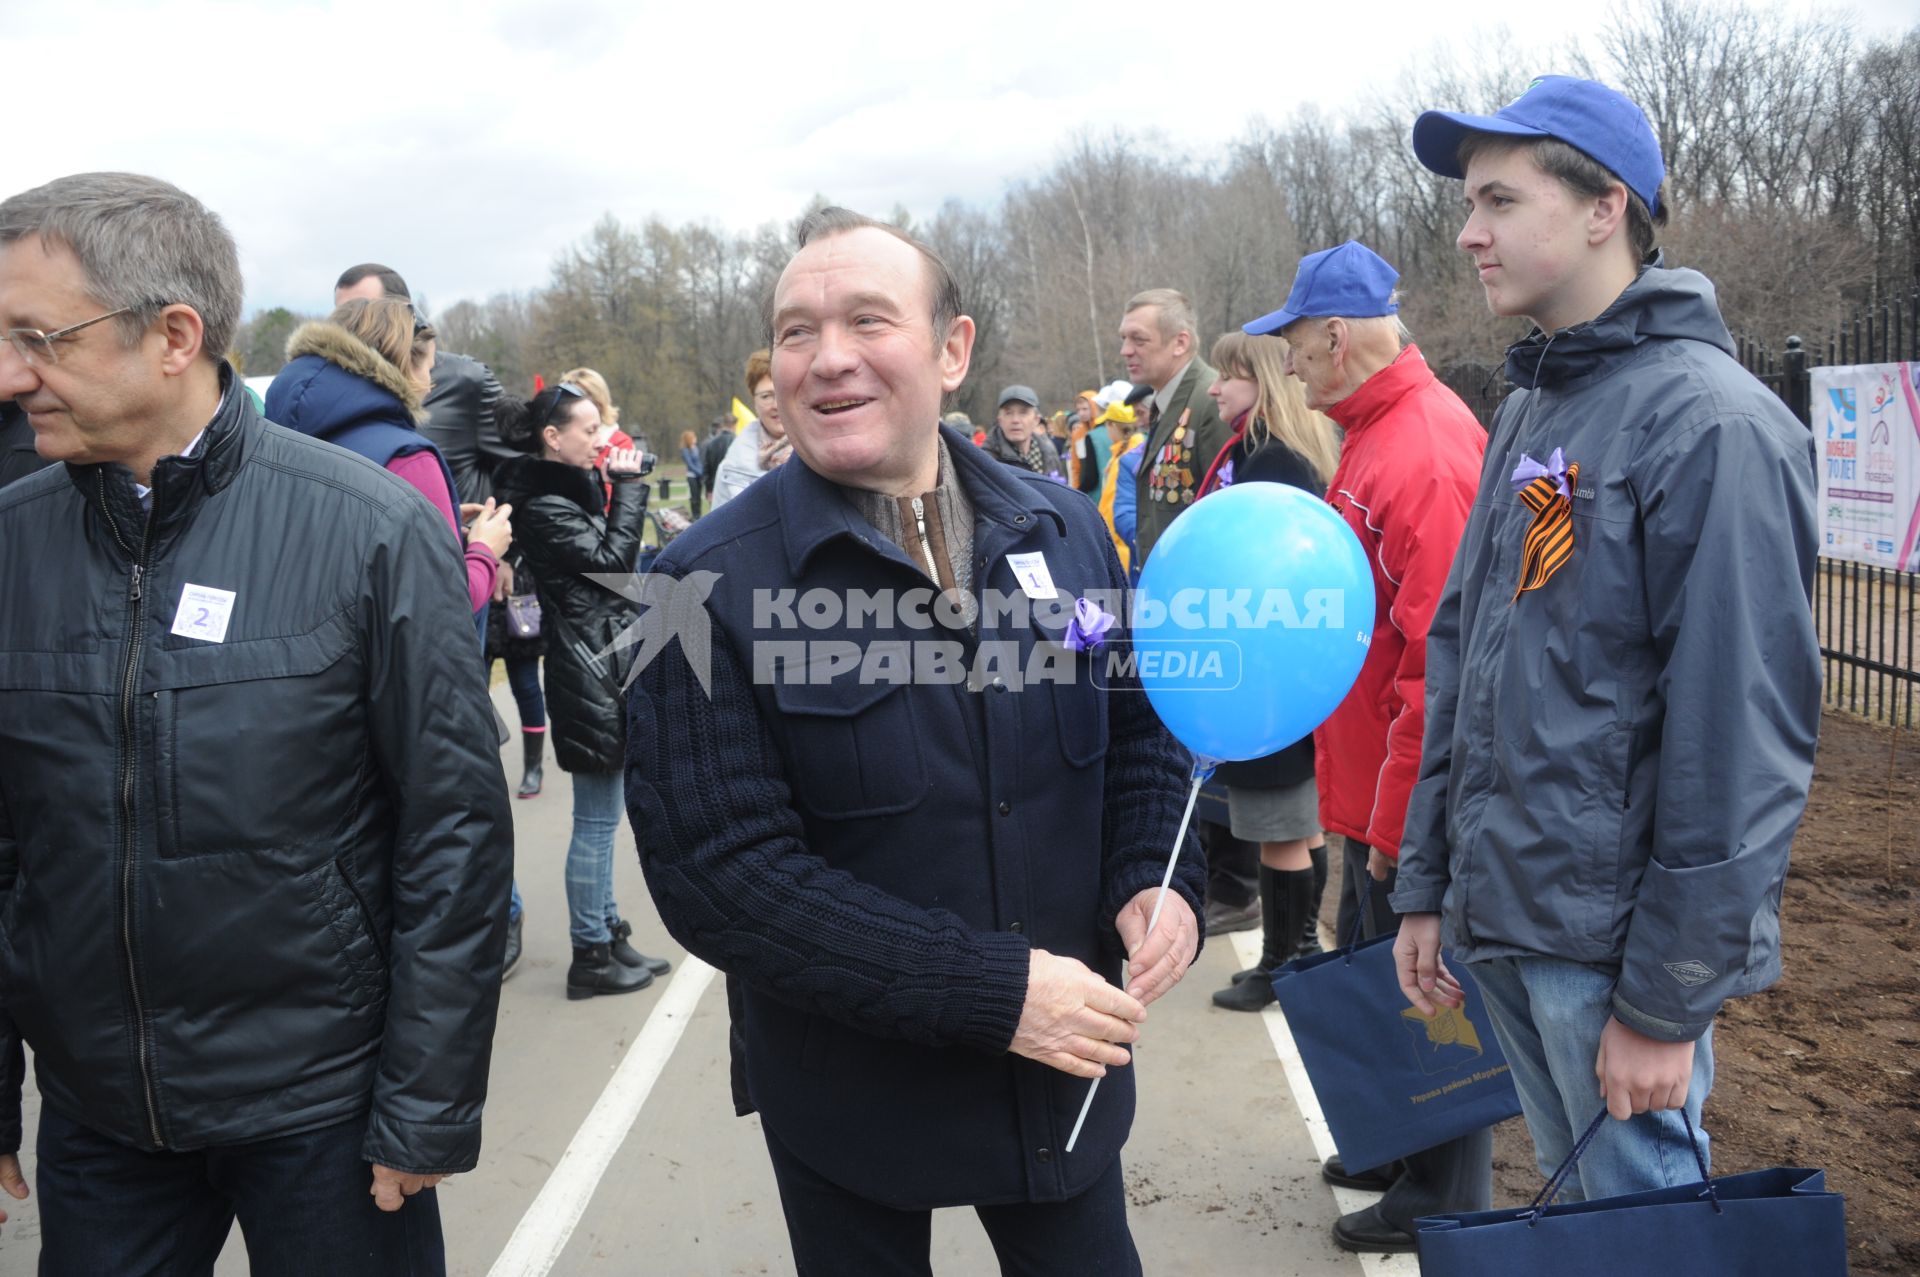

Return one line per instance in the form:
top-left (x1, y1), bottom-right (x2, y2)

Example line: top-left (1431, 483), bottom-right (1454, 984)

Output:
top-left (1132, 484), bottom-right (1374, 761)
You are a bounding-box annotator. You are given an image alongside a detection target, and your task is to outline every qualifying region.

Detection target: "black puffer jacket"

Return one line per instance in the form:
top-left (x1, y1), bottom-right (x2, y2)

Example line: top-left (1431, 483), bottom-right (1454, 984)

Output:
top-left (493, 456), bottom-right (649, 772)
top-left (0, 374), bottom-right (513, 1171)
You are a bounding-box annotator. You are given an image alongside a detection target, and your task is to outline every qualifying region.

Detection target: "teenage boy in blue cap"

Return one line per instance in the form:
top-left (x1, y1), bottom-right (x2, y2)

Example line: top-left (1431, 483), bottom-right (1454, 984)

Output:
top-left (1392, 76), bottom-right (1822, 1203)
top-left (1247, 239), bottom-right (1490, 1253)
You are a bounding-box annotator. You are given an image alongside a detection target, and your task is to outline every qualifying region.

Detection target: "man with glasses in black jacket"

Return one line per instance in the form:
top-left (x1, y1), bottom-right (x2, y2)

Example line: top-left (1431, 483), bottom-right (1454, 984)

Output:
top-left (0, 173), bottom-right (511, 1275)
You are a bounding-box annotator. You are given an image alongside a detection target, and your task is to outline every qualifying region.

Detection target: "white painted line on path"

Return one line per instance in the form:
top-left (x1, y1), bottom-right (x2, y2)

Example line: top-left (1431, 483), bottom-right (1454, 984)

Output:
top-left (1230, 931), bottom-right (1417, 1277)
top-left (487, 958), bottom-right (720, 1277)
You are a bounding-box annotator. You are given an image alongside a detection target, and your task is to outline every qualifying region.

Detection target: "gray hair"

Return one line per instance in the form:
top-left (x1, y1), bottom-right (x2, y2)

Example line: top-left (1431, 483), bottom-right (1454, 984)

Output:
top-left (1291, 289), bottom-right (1414, 351)
top-left (1124, 288), bottom-right (1199, 343)
top-left (0, 172), bottom-right (243, 365)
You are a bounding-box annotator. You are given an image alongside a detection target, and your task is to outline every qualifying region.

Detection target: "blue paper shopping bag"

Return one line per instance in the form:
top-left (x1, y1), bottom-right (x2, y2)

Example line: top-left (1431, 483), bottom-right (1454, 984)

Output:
top-left (1269, 930), bottom-right (1521, 1172)
top-left (1415, 1110), bottom-right (1850, 1275)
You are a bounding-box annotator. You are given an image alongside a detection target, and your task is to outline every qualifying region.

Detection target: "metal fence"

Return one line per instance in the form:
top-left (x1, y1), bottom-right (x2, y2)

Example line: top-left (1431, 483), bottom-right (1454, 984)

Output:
top-left (1444, 289), bottom-right (1920, 727)
top-left (1815, 561), bottom-right (1917, 727)
top-left (1743, 291), bottom-right (1920, 727)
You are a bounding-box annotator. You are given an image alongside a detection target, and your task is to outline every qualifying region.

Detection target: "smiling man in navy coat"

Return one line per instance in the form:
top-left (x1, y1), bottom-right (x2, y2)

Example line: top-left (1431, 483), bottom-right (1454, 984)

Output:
top-left (625, 207), bottom-right (1204, 1274)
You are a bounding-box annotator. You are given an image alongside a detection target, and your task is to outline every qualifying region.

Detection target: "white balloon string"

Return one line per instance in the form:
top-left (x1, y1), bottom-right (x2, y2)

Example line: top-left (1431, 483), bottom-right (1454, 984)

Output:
top-left (1064, 766), bottom-right (1206, 1153)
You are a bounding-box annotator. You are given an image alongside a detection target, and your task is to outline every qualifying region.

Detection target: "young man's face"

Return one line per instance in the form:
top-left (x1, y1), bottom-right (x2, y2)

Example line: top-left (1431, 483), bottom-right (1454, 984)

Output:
top-left (1457, 144), bottom-right (1596, 331)
top-left (997, 401), bottom-right (1037, 443)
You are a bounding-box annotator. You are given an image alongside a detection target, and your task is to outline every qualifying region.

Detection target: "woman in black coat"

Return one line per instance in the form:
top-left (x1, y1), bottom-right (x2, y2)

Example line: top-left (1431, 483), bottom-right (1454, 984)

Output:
top-left (1195, 331), bottom-right (1343, 1012)
top-left (494, 383), bottom-right (670, 999)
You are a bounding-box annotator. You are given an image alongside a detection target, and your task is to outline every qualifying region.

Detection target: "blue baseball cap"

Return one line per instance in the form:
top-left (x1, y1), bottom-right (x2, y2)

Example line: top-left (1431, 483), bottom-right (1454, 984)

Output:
top-left (1412, 75), bottom-right (1665, 214)
top-left (1242, 240), bottom-right (1400, 336)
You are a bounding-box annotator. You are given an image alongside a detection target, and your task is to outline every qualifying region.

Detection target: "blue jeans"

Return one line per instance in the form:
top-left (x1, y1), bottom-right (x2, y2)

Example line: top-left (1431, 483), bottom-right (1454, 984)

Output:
top-left (1469, 954), bottom-right (1715, 1203)
top-left (502, 653), bottom-right (546, 730)
top-left (34, 1107), bottom-right (444, 1276)
top-left (565, 769), bottom-right (624, 947)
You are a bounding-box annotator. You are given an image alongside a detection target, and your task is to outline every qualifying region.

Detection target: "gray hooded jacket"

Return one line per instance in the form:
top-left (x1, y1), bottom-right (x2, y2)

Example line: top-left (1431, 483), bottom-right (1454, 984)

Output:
top-left (1392, 263), bottom-right (1821, 1043)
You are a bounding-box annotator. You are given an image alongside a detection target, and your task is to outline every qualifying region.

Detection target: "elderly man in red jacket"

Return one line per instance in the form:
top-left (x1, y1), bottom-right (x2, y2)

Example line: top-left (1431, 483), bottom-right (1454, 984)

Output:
top-left (1244, 239), bottom-right (1491, 1255)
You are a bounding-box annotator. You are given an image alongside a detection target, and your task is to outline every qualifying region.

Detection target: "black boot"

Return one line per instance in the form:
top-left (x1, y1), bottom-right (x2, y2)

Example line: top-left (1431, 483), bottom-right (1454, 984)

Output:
top-left (517, 730), bottom-right (545, 798)
top-left (566, 942), bottom-right (654, 1000)
top-left (1229, 865), bottom-right (1279, 985)
top-left (1233, 842), bottom-right (1331, 977)
top-left (608, 917), bottom-right (673, 976)
top-left (1213, 866), bottom-right (1313, 1011)
top-left (1300, 842), bottom-right (1329, 955)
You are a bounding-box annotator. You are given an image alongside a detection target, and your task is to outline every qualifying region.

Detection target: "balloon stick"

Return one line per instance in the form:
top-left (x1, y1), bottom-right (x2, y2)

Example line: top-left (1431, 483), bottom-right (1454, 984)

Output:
top-left (1064, 760), bottom-right (1210, 1153)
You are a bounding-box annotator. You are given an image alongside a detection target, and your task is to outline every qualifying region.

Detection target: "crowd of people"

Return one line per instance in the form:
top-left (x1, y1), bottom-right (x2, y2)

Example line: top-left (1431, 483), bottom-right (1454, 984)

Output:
top-left (0, 73), bottom-right (1821, 1276)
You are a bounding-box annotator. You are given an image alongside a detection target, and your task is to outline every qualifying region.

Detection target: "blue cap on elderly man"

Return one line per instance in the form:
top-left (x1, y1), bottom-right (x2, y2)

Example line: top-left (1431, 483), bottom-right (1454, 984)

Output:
top-left (1242, 240), bottom-right (1400, 337)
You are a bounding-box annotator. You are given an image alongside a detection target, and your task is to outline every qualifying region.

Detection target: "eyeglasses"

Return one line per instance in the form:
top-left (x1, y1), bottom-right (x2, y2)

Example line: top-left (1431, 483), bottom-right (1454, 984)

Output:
top-left (3, 306), bottom-right (139, 367)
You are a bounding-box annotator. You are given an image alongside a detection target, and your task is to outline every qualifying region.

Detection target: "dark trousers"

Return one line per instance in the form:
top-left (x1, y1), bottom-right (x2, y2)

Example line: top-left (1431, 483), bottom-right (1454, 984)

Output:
top-left (763, 1125), bottom-right (1141, 1277)
top-left (1334, 836), bottom-right (1399, 949)
top-left (688, 481), bottom-right (704, 519)
top-left (1201, 820), bottom-right (1259, 909)
top-left (1338, 838), bottom-right (1494, 1229)
top-left (34, 1108), bottom-right (445, 1277)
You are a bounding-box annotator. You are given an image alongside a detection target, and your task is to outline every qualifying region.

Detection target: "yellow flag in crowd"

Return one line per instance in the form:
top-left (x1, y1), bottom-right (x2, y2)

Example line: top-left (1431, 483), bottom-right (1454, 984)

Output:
top-left (732, 397), bottom-right (755, 430)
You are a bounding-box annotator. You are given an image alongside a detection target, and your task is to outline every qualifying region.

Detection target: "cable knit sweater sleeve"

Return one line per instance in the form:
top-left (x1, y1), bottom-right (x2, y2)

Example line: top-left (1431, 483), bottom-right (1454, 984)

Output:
top-left (624, 597), bottom-right (1035, 1055)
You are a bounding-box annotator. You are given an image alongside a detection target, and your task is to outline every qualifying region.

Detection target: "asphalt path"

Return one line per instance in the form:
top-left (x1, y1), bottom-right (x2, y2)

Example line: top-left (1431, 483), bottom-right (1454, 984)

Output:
top-left (0, 682), bottom-right (1408, 1275)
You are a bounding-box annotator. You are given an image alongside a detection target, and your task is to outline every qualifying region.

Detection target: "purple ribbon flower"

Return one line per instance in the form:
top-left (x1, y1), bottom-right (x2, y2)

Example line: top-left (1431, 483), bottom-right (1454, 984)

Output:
top-left (1510, 447), bottom-right (1571, 499)
top-left (1062, 596), bottom-right (1117, 652)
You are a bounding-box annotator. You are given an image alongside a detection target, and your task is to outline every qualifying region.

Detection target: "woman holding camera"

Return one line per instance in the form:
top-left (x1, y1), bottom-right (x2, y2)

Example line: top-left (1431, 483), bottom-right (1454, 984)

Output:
top-left (494, 383), bottom-right (671, 1000)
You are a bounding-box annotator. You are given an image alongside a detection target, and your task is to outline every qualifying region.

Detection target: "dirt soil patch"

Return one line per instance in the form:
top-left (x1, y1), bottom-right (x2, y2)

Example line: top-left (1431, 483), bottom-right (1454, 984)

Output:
top-left (1320, 708), bottom-right (1918, 1272)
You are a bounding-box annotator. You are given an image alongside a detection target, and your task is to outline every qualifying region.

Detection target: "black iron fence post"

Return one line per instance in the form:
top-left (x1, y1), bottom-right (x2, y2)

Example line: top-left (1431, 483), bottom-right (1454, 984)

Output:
top-left (1783, 334), bottom-right (1809, 427)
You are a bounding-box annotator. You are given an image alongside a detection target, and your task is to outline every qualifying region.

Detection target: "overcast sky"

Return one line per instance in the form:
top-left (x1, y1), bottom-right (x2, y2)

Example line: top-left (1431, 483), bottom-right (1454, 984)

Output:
top-left (6, 0), bottom-right (1911, 317)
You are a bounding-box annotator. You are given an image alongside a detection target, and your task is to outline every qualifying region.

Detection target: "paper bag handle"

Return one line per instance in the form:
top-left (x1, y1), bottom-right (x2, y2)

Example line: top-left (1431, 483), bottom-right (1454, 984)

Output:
top-left (1524, 1107), bottom-right (1721, 1226)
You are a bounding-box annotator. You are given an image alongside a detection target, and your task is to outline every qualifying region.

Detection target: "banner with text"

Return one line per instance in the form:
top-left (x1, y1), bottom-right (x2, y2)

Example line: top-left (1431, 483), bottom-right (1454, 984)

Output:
top-left (1814, 361), bottom-right (1920, 569)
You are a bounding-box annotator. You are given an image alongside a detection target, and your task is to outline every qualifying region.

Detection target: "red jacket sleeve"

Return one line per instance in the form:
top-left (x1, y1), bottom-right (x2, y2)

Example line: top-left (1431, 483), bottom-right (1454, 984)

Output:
top-left (1366, 468), bottom-right (1475, 858)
